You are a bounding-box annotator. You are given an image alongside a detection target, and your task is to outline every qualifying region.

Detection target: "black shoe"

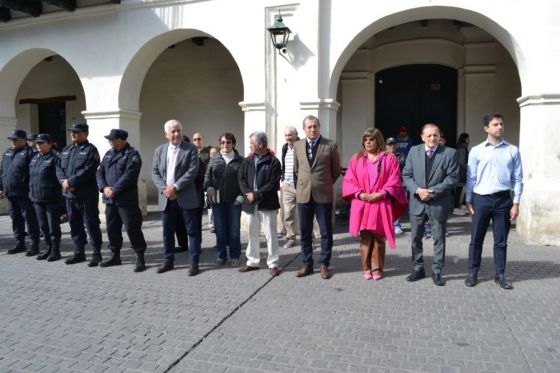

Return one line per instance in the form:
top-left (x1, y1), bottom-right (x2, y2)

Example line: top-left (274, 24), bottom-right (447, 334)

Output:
top-left (431, 273), bottom-right (445, 286)
top-left (65, 252), bottom-right (86, 265)
top-left (99, 256), bottom-right (122, 268)
top-left (8, 243), bottom-right (26, 255)
top-left (157, 261), bottom-right (174, 274)
top-left (465, 274), bottom-right (478, 287)
top-left (188, 263), bottom-right (200, 277)
top-left (134, 251), bottom-right (146, 272)
top-left (495, 274), bottom-right (513, 290)
top-left (25, 242), bottom-right (40, 257)
top-left (88, 253), bottom-right (102, 267)
top-left (37, 247), bottom-right (52, 260)
top-left (406, 268), bottom-right (426, 282)
top-left (47, 251), bottom-right (61, 262)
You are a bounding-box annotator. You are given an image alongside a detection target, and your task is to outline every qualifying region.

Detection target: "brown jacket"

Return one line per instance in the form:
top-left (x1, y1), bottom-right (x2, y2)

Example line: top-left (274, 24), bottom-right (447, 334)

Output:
top-left (293, 136), bottom-right (341, 204)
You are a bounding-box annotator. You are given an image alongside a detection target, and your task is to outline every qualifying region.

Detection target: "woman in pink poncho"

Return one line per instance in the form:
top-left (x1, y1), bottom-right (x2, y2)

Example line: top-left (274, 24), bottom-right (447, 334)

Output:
top-left (342, 128), bottom-right (407, 280)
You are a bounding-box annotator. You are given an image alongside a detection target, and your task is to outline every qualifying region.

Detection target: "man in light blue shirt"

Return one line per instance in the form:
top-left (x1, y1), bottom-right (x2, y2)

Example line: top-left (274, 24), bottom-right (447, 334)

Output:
top-left (464, 113), bottom-right (523, 289)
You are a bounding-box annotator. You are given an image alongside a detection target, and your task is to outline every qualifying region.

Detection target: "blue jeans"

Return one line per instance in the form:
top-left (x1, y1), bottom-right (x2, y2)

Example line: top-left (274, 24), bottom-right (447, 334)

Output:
top-left (212, 202), bottom-right (241, 260)
top-left (298, 200), bottom-right (333, 267)
top-left (468, 192), bottom-right (512, 275)
top-left (162, 200), bottom-right (201, 263)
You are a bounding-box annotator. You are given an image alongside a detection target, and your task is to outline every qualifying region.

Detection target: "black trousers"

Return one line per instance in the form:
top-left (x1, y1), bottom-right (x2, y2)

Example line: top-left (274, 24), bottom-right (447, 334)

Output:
top-left (34, 201), bottom-right (62, 246)
top-left (105, 204), bottom-right (147, 251)
top-left (8, 196), bottom-right (40, 243)
top-left (66, 196), bottom-right (102, 250)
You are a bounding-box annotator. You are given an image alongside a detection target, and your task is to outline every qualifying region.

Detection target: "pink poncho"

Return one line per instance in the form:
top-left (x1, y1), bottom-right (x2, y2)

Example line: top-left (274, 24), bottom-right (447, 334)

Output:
top-left (342, 153), bottom-right (408, 248)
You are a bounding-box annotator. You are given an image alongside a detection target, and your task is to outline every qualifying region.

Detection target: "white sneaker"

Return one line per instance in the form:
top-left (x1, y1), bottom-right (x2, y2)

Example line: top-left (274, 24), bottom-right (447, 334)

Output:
top-left (283, 239), bottom-right (296, 249)
top-left (394, 228), bottom-right (404, 235)
top-left (453, 208), bottom-right (467, 215)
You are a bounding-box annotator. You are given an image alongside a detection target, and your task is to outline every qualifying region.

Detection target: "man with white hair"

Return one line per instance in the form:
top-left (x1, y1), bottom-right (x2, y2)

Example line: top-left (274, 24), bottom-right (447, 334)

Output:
top-left (152, 119), bottom-right (201, 276)
top-left (280, 126), bottom-right (300, 248)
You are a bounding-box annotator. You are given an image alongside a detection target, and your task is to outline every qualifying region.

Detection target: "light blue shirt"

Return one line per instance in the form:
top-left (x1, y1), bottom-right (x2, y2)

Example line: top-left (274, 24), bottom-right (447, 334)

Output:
top-left (465, 139), bottom-right (523, 204)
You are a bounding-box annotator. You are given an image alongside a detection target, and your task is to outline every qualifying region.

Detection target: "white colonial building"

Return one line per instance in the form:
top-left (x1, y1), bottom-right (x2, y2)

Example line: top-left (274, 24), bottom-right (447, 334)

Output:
top-left (0, 0), bottom-right (558, 245)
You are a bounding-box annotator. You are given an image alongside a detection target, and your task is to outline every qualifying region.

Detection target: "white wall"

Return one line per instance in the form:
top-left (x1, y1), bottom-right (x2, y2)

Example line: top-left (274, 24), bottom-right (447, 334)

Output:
top-left (139, 38), bottom-right (243, 201)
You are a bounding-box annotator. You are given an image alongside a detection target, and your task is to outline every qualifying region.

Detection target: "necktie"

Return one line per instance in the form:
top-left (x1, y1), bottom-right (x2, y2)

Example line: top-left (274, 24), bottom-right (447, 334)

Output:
top-left (427, 149), bottom-right (434, 159)
top-left (308, 140), bottom-right (314, 160)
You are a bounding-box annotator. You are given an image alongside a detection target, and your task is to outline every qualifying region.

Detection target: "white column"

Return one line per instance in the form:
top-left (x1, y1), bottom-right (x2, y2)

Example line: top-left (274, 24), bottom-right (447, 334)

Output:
top-left (82, 109), bottom-right (147, 216)
top-left (464, 65), bottom-right (496, 144)
top-left (516, 94), bottom-right (560, 245)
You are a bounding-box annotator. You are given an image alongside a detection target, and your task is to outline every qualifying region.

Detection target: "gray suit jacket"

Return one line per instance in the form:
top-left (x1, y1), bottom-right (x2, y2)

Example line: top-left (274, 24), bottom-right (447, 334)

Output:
top-left (151, 141), bottom-right (199, 211)
top-left (402, 144), bottom-right (458, 221)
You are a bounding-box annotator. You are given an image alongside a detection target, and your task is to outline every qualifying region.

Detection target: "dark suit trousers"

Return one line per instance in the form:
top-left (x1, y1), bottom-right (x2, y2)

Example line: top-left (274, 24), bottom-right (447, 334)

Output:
top-left (66, 197), bottom-right (103, 251)
top-left (105, 204), bottom-right (147, 251)
top-left (162, 200), bottom-right (201, 263)
top-left (298, 197), bottom-right (333, 267)
top-left (468, 192), bottom-right (512, 275)
top-left (9, 196), bottom-right (40, 243)
top-left (409, 206), bottom-right (446, 273)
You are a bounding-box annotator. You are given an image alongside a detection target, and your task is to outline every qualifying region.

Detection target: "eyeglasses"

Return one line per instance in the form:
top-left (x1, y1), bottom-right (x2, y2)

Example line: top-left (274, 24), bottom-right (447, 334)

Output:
top-left (220, 141), bottom-right (232, 145)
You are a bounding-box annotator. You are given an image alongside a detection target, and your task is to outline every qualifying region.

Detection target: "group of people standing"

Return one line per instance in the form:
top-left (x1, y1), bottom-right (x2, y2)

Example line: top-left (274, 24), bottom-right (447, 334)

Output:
top-left (1, 112), bottom-right (523, 288)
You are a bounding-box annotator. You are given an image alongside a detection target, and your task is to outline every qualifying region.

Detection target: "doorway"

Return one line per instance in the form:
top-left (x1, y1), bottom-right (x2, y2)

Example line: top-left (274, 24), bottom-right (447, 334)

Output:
top-left (375, 64), bottom-right (457, 146)
top-left (38, 102), bottom-right (66, 149)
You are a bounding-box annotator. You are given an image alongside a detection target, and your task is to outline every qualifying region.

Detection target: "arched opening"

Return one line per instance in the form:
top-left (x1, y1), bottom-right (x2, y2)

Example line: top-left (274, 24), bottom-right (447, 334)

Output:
top-left (332, 17), bottom-right (522, 166)
top-left (135, 37), bottom-right (244, 202)
top-left (15, 55), bottom-right (86, 148)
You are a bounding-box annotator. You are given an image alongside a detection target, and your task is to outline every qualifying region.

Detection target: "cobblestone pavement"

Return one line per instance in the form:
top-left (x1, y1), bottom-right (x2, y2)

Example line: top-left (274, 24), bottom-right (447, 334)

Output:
top-left (0, 211), bottom-right (559, 373)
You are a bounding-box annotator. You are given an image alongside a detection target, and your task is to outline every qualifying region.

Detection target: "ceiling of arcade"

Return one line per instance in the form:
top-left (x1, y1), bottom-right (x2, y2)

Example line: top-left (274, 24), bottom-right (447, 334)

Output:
top-left (360, 19), bottom-right (494, 49)
top-left (0, 0), bottom-right (119, 22)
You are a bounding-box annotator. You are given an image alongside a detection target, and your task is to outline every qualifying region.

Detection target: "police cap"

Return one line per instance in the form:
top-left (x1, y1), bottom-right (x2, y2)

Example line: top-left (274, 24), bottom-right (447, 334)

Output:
top-left (104, 129), bottom-right (128, 141)
top-left (7, 129), bottom-right (28, 140)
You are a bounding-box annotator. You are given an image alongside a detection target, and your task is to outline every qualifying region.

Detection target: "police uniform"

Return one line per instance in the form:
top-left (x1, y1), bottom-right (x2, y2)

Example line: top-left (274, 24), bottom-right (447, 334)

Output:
top-left (29, 134), bottom-right (63, 261)
top-left (96, 129), bottom-right (147, 272)
top-left (55, 123), bottom-right (103, 266)
top-left (0, 129), bottom-right (41, 255)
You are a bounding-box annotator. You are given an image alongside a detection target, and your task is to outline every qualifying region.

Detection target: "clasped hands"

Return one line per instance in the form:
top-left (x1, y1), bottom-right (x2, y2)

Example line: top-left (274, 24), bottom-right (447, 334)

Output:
top-left (163, 185), bottom-right (177, 200)
top-left (359, 192), bottom-right (383, 202)
top-left (416, 188), bottom-right (433, 202)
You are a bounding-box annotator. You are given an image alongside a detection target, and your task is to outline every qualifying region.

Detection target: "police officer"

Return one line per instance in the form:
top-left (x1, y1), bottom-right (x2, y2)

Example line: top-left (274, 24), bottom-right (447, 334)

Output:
top-left (56, 123), bottom-right (103, 266)
top-left (0, 129), bottom-right (41, 255)
top-left (29, 134), bottom-right (63, 261)
top-left (96, 129), bottom-right (148, 272)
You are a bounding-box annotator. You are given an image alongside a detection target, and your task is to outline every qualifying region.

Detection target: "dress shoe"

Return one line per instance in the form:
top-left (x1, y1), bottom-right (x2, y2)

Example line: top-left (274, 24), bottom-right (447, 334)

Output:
top-left (269, 267), bottom-right (280, 276)
top-left (65, 252), bottom-right (86, 265)
top-left (465, 274), bottom-right (478, 287)
top-left (7, 244), bottom-right (26, 254)
top-left (431, 273), bottom-right (445, 286)
top-left (495, 274), bottom-right (513, 290)
top-left (239, 265), bottom-right (259, 273)
top-left (134, 251), bottom-right (146, 272)
top-left (296, 265), bottom-right (313, 277)
top-left (157, 261), bottom-right (174, 274)
top-left (320, 265), bottom-right (331, 279)
top-left (406, 268), bottom-right (426, 282)
top-left (99, 256), bottom-right (122, 268)
top-left (188, 263), bottom-right (200, 276)
top-left (47, 244), bottom-right (61, 262)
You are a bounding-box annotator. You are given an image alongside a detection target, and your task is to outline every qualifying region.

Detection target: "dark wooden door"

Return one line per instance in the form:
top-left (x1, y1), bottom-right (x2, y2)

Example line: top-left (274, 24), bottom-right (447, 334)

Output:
top-left (38, 103), bottom-right (67, 149)
top-left (375, 64), bottom-right (457, 147)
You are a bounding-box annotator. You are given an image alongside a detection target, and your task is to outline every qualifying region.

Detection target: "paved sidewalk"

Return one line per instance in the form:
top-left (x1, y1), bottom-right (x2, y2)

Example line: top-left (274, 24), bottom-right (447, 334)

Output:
top-left (0, 212), bottom-right (559, 373)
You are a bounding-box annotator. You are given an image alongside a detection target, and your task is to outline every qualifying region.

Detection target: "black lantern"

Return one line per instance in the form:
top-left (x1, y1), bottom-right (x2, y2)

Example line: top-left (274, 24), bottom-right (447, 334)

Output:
top-left (267, 14), bottom-right (291, 52)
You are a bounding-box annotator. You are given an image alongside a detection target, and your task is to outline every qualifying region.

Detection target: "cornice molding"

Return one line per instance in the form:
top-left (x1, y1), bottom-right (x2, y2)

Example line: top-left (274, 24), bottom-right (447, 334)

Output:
top-left (517, 94), bottom-right (560, 107)
top-left (82, 109), bottom-right (142, 121)
top-left (463, 64), bottom-right (496, 74)
top-left (300, 99), bottom-right (341, 111)
top-left (239, 101), bottom-right (266, 112)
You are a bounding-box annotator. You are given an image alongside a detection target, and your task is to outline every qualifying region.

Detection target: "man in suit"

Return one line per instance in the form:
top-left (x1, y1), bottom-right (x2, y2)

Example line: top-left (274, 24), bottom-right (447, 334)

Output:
top-left (402, 123), bottom-right (458, 286)
top-left (152, 119), bottom-right (200, 276)
top-left (293, 115), bottom-right (341, 279)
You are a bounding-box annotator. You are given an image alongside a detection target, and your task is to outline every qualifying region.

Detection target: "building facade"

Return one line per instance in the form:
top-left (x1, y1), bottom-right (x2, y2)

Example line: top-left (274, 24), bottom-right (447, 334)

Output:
top-left (0, 0), bottom-right (558, 245)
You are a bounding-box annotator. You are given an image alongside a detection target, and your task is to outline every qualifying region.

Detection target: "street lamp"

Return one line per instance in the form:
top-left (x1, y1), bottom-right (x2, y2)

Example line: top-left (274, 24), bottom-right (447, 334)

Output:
top-left (267, 13), bottom-right (291, 54)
